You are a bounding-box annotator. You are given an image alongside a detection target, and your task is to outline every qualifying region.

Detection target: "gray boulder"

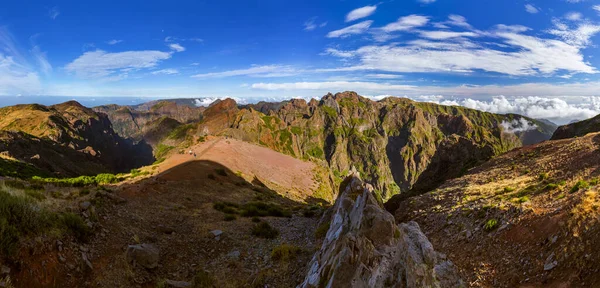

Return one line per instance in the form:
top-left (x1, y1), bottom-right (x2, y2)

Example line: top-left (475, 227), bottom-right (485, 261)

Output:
top-left (299, 174), bottom-right (463, 288)
top-left (126, 243), bottom-right (160, 269)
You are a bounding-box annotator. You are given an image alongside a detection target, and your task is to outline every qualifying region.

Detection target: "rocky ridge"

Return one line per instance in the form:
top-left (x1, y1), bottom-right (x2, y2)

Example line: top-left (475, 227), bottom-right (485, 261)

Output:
top-left (300, 172), bottom-right (462, 287)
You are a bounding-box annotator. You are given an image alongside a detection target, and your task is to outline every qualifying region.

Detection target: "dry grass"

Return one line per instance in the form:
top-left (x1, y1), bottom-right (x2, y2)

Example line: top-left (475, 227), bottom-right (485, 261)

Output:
top-left (569, 189), bottom-right (600, 238)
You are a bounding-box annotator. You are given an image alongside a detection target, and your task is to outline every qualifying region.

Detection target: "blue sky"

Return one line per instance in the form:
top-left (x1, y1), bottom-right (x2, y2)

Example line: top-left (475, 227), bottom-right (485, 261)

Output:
top-left (1, 0), bottom-right (600, 123)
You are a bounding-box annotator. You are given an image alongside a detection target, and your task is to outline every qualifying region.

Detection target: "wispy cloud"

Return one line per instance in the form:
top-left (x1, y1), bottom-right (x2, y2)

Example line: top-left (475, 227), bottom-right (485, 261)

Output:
top-left (381, 15), bottom-right (430, 32)
top-left (65, 50), bottom-right (172, 79)
top-left (168, 43), bottom-right (185, 52)
top-left (192, 65), bottom-right (298, 79)
top-left (304, 17), bottom-right (328, 31)
top-left (151, 68), bottom-right (179, 75)
top-left (30, 46), bottom-right (52, 75)
top-left (594, 5), bottom-right (600, 13)
top-left (525, 4), bottom-right (539, 14)
top-left (417, 0), bottom-right (437, 4)
top-left (547, 19), bottom-right (600, 47)
top-left (565, 11), bottom-right (583, 21)
top-left (107, 39), bottom-right (123, 45)
top-left (327, 20), bottom-right (373, 38)
top-left (48, 6), bottom-right (60, 20)
top-left (346, 6), bottom-right (377, 22)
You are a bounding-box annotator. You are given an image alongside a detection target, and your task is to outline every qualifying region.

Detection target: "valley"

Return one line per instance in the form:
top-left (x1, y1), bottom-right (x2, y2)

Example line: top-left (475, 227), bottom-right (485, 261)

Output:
top-left (0, 92), bottom-right (598, 287)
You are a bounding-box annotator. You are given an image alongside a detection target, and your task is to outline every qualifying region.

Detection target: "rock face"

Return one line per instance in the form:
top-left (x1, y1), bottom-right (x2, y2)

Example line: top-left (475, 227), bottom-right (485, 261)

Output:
top-left (200, 92), bottom-right (555, 200)
top-left (126, 243), bottom-right (160, 269)
top-left (299, 173), bottom-right (462, 288)
top-left (0, 101), bottom-right (154, 176)
top-left (551, 114), bottom-right (600, 140)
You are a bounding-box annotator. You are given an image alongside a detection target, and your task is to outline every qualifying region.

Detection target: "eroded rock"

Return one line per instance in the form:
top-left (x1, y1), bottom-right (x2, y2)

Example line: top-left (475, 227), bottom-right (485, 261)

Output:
top-left (299, 174), bottom-right (463, 288)
top-left (126, 243), bottom-right (160, 269)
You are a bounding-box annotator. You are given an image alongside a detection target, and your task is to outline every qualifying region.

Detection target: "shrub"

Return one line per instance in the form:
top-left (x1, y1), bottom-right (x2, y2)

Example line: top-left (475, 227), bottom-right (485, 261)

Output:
top-left (538, 173), bottom-right (549, 181)
top-left (484, 219), bottom-right (499, 231)
top-left (545, 183), bottom-right (559, 191)
top-left (503, 187), bottom-right (515, 193)
top-left (251, 222), bottom-right (279, 239)
top-left (570, 180), bottom-right (590, 194)
top-left (215, 168), bottom-right (227, 177)
top-left (0, 191), bottom-right (47, 255)
top-left (239, 202), bottom-right (291, 218)
top-left (271, 244), bottom-right (302, 261)
top-left (95, 173), bottom-right (118, 184)
top-left (590, 178), bottom-right (599, 186)
top-left (224, 214), bottom-right (236, 221)
top-left (192, 270), bottom-right (214, 288)
top-left (61, 213), bottom-right (91, 241)
top-left (315, 220), bottom-right (331, 238)
top-left (24, 189), bottom-right (46, 201)
top-left (251, 217), bottom-right (261, 223)
top-left (207, 174), bottom-right (216, 180)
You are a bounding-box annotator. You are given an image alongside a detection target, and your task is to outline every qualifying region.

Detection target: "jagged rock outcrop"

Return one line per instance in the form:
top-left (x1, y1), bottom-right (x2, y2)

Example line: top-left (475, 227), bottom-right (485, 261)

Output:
top-left (0, 101), bottom-right (154, 176)
top-left (551, 114), bottom-right (600, 140)
top-left (199, 92), bottom-right (555, 200)
top-left (299, 173), bottom-right (462, 288)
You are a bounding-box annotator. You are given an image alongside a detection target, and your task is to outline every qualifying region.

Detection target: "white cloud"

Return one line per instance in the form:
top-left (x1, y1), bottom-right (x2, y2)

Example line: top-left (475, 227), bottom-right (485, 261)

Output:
top-left (107, 39), bottom-right (123, 45)
top-left (382, 15), bottom-right (430, 32)
top-left (30, 46), bottom-right (52, 75)
top-left (418, 30), bottom-right (479, 39)
top-left (418, 0), bottom-right (436, 4)
top-left (327, 20), bottom-right (373, 38)
top-left (251, 81), bottom-right (415, 91)
top-left (168, 43), bottom-right (185, 52)
top-left (594, 5), bottom-right (600, 13)
top-left (565, 11), bottom-right (583, 21)
top-left (547, 19), bottom-right (600, 47)
top-left (500, 118), bottom-right (538, 133)
top-left (364, 73), bottom-right (403, 79)
top-left (304, 18), bottom-right (328, 31)
top-left (65, 50), bottom-right (172, 79)
top-left (151, 68), bottom-right (179, 75)
top-left (346, 6), bottom-right (377, 22)
top-left (525, 4), bottom-right (539, 14)
top-left (0, 54), bottom-right (41, 95)
top-left (447, 14), bottom-right (472, 29)
top-left (192, 65), bottom-right (298, 79)
top-left (322, 48), bottom-right (355, 58)
top-left (48, 7), bottom-right (60, 20)
top-left (194, 97), bottom-right (247, 107)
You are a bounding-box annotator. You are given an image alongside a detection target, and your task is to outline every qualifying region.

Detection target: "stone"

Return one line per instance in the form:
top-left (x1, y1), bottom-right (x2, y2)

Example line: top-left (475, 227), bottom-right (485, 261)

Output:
top-left (0, 266), bottom-right (9, 275)
top-left (210, 230), bottom-right (222, 237)
top-left (126, 243), bottom-right (160, 269)
top-left (544, 253), bottom-right (558, 271)
top-left (80, 201), bottom-right (91, 210)
top-left (299, 174), bottom-right (463, 288)
top-left (82, 252), bottom-right (93, 270)
top-left (165, 279), bottom-right (192, 287)
top-left (227, 250), bottom-right (241, 259)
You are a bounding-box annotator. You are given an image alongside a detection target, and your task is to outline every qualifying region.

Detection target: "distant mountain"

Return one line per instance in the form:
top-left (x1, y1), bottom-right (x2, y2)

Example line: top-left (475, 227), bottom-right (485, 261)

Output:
top-left (552, 114), bottom-right (600, 140)
top-left (0, 101), bottom-right (153, 177)
top-left (191, 91), bottom-right (556, 200)
top-left (94, 100), bottom-right (204, 144)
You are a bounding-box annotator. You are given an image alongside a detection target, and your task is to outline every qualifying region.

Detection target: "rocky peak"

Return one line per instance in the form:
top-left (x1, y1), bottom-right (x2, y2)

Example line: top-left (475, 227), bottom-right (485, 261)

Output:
top-left (299, 173), bottom-right (462, 288)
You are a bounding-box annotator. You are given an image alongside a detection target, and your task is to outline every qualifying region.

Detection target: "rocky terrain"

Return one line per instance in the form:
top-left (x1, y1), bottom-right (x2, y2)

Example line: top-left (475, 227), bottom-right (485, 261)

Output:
top-left (552, 114), bottom-right (600, 140)
top-left (387, 131), bottom-right (600, 287)
top-left (195, 92), bottom-right (555, 200)
top-left (300, 172), bottom-right (462, 287)
top-left (1, 93), bottom-right (586, 288)
top-left (0, 101), bottom-right (153, 176)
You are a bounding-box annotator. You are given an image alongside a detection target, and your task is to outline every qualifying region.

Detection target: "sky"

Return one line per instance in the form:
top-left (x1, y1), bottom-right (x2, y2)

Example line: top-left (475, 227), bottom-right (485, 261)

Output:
top-left (1, 0), bottom-right (600, 124)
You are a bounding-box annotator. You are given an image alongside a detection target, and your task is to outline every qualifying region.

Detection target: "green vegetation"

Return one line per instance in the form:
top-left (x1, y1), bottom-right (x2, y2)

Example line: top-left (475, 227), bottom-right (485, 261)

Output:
top-left (168, 124), bottom-right (194, 140)
top-left (224, 214), bottom-right (236, 221)
top-left (32, 173), bottom-right (120, 187)
top-left (545, 183), bottom-right (559, 191)
top-left (321, 106), bottom-right (338, 118)
top-left (503, 187), bottom-right (515, 193)
top-left (290, 126), bottom-right (302, 135)
top-left (271, 244), bottom-right (302, 261)
top-left (155, 144), bottom-right (175, 160)
top-left (0, 157), bottom-right (50, 179)
top-left (251, 222), bottom-right (279, 239)
top-left (315, 220), bottom-right (331, 238)
top-left (0, 190), bottom-right (90, 256)
top-left (538, 173), bottom-right (549, 181)
top-left (483, 219), bottom-right (499, 231)
top-left (571, 180), bottom-right (590, 193)
top-left (213, 201), bottom-right (291, 218)
top-left (192, 270), bottom-right (214, 288)
top-left (129, 169), bottom-right (150, 178)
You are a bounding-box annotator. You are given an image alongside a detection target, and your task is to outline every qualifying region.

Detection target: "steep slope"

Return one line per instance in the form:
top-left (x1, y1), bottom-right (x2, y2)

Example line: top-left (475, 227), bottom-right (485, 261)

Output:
top-left (93, 100), bottom-right (204, 143)
top-left (194, 91), bottom-right (555, 200)
top-left (552, 114), bottom-right (600, 140)
top-left (0, 101), bottom-right (153, 176)
top-left (387, 132), bottom-right (600, 287)
top-left (300, 173), bottom-right (462, 287)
